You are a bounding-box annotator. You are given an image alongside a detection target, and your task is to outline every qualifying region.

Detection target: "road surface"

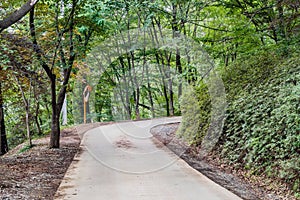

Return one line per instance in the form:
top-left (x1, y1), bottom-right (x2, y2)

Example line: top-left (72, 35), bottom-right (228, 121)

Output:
top-left (55, 117), bottom-right (241, 200)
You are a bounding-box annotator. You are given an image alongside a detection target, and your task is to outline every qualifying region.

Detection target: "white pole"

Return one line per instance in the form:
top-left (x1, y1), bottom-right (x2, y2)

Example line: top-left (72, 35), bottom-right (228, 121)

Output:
top-left (62, 94), bottom-right (67, 125)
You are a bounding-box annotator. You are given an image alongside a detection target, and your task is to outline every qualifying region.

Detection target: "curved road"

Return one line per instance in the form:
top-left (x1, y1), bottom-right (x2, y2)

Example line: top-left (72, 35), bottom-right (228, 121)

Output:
top-left (55, 117), bottom-right (241, 200)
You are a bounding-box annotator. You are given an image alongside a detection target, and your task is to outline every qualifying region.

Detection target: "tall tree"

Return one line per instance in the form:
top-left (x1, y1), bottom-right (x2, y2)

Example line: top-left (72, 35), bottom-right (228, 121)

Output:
top-left (29, 0), bottom-right (76, 148)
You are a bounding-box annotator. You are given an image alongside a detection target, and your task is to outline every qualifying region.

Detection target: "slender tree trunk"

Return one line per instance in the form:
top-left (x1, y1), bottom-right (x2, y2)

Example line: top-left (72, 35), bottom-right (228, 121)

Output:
top-left (80, 82), bottom-right (85, 123)
top-left (163, 50), bottom-right (174, 116)
top-left (130, 52), bottom-right (141, 120)
top-left (158, 53), bottom-right (170, 116)
top-left (152, 18), bottom-right (171, 116)
top-left (86, 99), bottom-right (91, 123)
top-left (125, 53), bottom-right (137, 119)
top-left (163, 51), bottom-right (174, 116)
top-left (145, 54), bottom-right (155, 118)
top-left (25, 105), bottom-right (32, 146)
top-left (34, 102), bottom-right (42, 135)
top-left (0, 80), bottom-right (8, 155)
top-left (176, 49), bottom-right (182, 98)
top-left (33, 81), bottom-right (42, 135)
top-left (49, 76), bottom-right (60, 148)
top-left (15, 76), bottom-right (32, 147)
top-left (156, 19), bottom-right (174, 116)
top-left (151, 18), bottom-right (175, 116)
top-left (169, 79), bottom-right (174, 116)
top-left (123, 12), bottom-right (141, 120)
top-left (119, 57), bottom-right (132, 119)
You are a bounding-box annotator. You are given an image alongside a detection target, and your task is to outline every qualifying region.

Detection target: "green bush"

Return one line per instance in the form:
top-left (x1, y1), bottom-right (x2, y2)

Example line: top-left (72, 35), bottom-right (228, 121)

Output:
top-left (178, 83), bottom-right (211, 145)
top-left (220, 55), bottom-right (300, 195)
top-left (179, 45), bottom-right (300, 196)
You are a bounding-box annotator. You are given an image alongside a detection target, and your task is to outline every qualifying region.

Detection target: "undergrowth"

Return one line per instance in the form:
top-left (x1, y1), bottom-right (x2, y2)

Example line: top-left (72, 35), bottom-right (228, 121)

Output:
top-left (179, 46), bottom-right (300, 198)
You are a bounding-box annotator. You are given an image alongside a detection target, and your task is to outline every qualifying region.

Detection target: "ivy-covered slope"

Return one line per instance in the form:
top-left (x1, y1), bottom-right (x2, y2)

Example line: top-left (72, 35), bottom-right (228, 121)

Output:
top-left (179, 48), bottom-right (300, 196)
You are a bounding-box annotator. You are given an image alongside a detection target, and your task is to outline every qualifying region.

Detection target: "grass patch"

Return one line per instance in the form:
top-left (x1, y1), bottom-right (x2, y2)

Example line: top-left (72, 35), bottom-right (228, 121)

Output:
top-left (18, 144), bottom-right (35, 154)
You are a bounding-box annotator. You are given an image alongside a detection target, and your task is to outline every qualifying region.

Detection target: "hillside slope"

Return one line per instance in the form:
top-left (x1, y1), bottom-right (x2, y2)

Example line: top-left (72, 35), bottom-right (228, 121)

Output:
top-left (179, 47), bottom-right (300, 198)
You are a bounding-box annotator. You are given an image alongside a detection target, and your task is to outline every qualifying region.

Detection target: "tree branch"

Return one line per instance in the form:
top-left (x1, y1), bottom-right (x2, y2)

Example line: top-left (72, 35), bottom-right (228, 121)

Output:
top-left (29, 7), bottom-right (53, 79)
top-left (0, 0), bottom-right (39, 33)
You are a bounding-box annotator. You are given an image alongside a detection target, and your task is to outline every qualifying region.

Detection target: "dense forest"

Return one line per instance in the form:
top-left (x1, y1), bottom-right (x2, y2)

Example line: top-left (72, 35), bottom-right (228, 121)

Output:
top-left (0, 0), bottom-right (299, 198)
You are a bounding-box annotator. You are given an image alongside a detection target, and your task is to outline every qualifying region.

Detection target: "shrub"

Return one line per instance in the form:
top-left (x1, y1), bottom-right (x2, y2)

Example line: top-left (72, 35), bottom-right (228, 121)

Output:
top-left (178, 83), bottom-right (211, 145)
top-left (179, 45), bottom-right (300, 196)
top-left (220, 55), bottom-right (300, 195)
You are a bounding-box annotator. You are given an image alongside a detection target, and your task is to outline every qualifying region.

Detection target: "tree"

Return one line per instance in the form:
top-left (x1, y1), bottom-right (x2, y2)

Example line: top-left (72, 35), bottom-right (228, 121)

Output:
top-left (0, 80), bottom-right (8, 155)
top-left (29, 1), bottom-right (77, 148)
top-left (218, 0), bottom-right (300, 44)
top-left (29, 0), bottom-right (99, 147)
top-left (0, 41), bottom-right (8, 154)
top-left (0, 0), bottom-right (39, 155)
top-left (14, 75), bottom-right (33, 147)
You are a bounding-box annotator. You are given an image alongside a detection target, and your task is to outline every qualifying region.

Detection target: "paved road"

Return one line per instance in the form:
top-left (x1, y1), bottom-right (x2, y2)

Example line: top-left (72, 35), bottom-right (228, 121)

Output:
top-left (55, 117), bottom-right (241, 200)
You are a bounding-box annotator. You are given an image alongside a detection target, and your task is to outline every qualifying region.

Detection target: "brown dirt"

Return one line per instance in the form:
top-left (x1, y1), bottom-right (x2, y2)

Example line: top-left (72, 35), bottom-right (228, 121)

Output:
top-left (151, 122), bottom-right (298, 200)
top-left (115, 135), bottom-right (135, 149)
top-left (0, 122), bottom-right (111, 200)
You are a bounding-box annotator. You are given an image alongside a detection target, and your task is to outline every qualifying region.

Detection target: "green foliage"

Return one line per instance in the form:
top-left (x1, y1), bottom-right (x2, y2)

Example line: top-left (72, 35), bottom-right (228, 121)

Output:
top-left (95, 72), bottom-right (114, 122)
top-left (178, 83), bottom-right (211, 145)
top-left (219, 52), bottom-right (300, 195)
top-left (18, 144), bottom-right (34, 154)
top-left (222, 47), bottom-right (281, 100)
top-left (180, 43), bottom-right (299, 197)
top-left (1, 2), bottom-right (299, 198)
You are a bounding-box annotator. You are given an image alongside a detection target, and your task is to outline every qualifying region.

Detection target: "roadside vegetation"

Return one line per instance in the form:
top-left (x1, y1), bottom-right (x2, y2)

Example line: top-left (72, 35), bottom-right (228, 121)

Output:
top-left (179, 41), bottom-right (300, 198)
top-left (0, 0), bottom-right (299, 198)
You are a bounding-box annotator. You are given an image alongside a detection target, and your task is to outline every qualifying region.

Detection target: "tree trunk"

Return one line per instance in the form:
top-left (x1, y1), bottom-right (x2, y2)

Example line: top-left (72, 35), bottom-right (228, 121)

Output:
top-left (30, 2), bottom-right (77, 148)
top-left (34, 103), bottom-right (42, 135)
top-left (50, 112), bottom-right (60, 148)
top-left (80, 82), bottom-right (85, 123)
top-left (130, 52), bottom-right (141, 120)
top-left (15, 75), bottom-right (32, 147)
top-left (25, 105), bottom-right (32, 147)
top-left (153, 17), bottom-right (173, 116)
top-left (119, 57), bottom-right (132, 119)
top-left (176, 49), bottom-right (182, 98)
top-left (0, 81), bottom-right (8, 155)
top-left (49, 76), bottom-right (60, 148)
top-left (157, 53), bottom-right (170, 116)
top-left (166, 53), bottom-right (174, 116)
top-left (145, 55), bottom-right (155, 118)
top-left (169, 78), bottom-right (174, 116)
top-left (33, 82), bottom-right (42, 135)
